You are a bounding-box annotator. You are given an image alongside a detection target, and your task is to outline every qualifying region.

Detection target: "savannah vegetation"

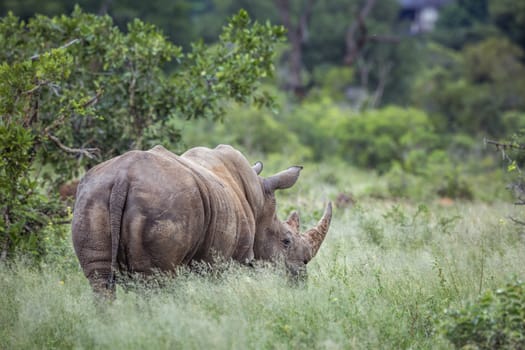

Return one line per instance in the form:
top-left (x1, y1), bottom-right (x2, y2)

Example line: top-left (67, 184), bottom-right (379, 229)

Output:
top-left (1, 0), bottom-right (524, 349)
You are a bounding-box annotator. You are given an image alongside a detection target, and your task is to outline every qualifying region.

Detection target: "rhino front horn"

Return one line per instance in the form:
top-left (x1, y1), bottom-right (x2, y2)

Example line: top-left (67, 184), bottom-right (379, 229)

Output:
top-left (304, 202), bottom-right (332, 258)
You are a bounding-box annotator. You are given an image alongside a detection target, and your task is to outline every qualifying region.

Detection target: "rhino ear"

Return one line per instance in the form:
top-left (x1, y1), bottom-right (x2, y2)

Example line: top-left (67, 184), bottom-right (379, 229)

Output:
top-left (264, 166), bottom-right (303, 192)
top-left (286, 211), bottom-right (300, 233)
top-left (252, 161), bottom-right (263, 175)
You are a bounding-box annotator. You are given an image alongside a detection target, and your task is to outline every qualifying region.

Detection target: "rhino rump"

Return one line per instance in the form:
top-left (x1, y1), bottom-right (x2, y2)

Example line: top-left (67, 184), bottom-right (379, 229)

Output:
top-left (72, 146), bottom-right (258, 294)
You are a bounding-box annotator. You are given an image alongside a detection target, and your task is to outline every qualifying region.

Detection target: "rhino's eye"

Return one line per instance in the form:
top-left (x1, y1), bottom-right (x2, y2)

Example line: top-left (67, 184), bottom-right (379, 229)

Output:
top-left (282, 238), bottom-right (291, 247)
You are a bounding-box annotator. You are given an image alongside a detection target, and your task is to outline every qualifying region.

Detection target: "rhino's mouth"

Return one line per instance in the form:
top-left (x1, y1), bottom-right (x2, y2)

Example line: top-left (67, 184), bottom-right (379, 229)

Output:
top-left (285, 259), bottom-right (307, 276)
top-left (286, 263), bottom-right (308, 285)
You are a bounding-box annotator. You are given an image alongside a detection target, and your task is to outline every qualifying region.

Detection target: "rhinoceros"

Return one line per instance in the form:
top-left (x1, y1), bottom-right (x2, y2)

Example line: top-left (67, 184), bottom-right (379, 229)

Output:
top-left (72, 145), bottom-right (332, 297)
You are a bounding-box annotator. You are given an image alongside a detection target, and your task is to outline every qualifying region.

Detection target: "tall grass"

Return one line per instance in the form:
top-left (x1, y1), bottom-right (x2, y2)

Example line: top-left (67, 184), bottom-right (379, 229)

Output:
top-left (1, 195), bottom-right (524, 349)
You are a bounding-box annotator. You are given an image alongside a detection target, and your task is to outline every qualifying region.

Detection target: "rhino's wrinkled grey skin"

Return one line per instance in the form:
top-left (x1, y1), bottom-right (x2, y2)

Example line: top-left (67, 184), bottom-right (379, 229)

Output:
top-left (72, 145), bottom-right (332, 297)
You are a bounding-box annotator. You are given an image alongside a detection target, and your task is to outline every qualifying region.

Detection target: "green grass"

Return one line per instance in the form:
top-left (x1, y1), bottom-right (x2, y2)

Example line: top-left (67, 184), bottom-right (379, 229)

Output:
top-left (1, 189), bottom-right (524, 349)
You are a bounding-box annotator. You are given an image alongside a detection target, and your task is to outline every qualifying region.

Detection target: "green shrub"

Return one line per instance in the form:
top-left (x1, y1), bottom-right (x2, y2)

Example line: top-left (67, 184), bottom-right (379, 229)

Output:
top-left (309, 65), bottom-right (354, 102)
top-left (412, 39), bottom-right (525, 138)
top-left (282, 97), bottom-right (349, 161)
top-left (424, 151), bottom-right (474, 200)
top-left (338, 106), bottom-right (439, 173)
top-left (384, 150), bottom-right (475, 200)
top-left (384, 162), bottom-right (426, 199)
top-left (0, 124), bottom-right (65, 260)
top-left (441, 279), bottom-right (525, 349)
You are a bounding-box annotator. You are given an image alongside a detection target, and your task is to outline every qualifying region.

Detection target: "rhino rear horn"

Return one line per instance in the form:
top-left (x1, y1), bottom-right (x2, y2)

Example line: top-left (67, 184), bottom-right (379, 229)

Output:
top-left (263, 166), bottom-right (303, 193)
top-left (304, 202), bottom-right (332, 258)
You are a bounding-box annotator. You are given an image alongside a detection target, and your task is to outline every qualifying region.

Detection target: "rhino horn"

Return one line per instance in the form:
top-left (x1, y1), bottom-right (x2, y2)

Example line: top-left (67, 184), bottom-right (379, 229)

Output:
top-left (304, 202), bottom-right (332, 258)
top-left (263, 166), bottom-right (303, 192)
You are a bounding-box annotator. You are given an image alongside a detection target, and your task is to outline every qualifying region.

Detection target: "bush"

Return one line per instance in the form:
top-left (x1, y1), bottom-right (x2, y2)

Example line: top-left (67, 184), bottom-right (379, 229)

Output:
top-left (282, 97), bottom-right (349, 161)
top-left (0, 8), bottom-right (284, 260)
top-left (412, 39), bottom-right (525, 138)
top-left (383, 162), bottom-right (426, 199)
top-left (309, 65), bottom-right (354, 102)
top-left (338, 106), bottom-right (438, 173)
top-left (0, 124), bottom-right (65, 260)
top-left (441, 279), bottom-right (525, 349)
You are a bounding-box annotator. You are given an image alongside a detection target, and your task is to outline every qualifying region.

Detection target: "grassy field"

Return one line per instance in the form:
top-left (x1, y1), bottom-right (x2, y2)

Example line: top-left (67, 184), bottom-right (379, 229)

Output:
top-left (1, 166), bottom-right (524, 349)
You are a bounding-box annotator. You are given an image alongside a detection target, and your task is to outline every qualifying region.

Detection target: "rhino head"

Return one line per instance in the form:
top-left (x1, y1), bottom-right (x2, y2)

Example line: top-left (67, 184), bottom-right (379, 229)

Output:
top-left (252, 163), bottom-right (332, 277)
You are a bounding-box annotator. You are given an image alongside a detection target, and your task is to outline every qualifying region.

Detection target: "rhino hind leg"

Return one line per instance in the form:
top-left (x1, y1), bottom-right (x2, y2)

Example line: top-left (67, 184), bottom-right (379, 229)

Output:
top-left (87, 269), bottom-right (116, 300)
top-left (74, 242), bottom-right (116, 299)
top-left (73, 202), bottom-right (116, 300)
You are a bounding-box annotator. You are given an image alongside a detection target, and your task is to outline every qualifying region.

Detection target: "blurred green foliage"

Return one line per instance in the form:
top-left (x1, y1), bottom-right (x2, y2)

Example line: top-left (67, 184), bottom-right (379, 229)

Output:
top-left (426, 0), bottom-right (525, 140)
top-left (442, 279), bottom-right (525, 349)
top-left (190, 0), bottom-right (420, 106)
top-left (184, 101), bottom-right (439, 173)
top-left (337, 106), bottom-right (438, 173)
top-left (0, 0), bottom-right (195, 47)
top-left (2, 0), bottom-right (524, 138)
top-left (489, 0), bottom-right (525, 50)
top-left (413, 38), bottom-right (525, 138)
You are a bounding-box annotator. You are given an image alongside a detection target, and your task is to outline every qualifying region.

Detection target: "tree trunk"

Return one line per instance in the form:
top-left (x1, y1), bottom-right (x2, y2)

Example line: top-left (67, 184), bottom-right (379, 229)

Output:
top-left (275, 0), bottom-right (314, 97)
top-left (344, 0), bottom-right (376, 66)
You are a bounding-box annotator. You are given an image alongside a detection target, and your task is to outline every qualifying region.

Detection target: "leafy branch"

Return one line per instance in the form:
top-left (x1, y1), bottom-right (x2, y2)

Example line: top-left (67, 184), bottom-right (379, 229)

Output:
top-left (46, 134), bottom-right (100, 160)
top-left (485, 138), bottom-right (525, 152)
top-left (29, 38), bottom-right (81, 61)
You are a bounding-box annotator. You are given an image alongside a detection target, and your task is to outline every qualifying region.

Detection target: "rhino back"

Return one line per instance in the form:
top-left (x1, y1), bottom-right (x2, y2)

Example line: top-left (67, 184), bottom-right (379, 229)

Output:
top-left (181, 145), bottom-right (264, 217)
top-left (73, 146), bottom-right (261, 279)
top-left (149, 145), bottom-right (262, 263)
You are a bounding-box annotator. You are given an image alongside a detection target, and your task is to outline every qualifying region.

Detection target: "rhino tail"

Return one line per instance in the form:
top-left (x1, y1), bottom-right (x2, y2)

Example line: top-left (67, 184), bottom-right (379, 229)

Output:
top-left (108, 178), bottom-right (129, 292)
